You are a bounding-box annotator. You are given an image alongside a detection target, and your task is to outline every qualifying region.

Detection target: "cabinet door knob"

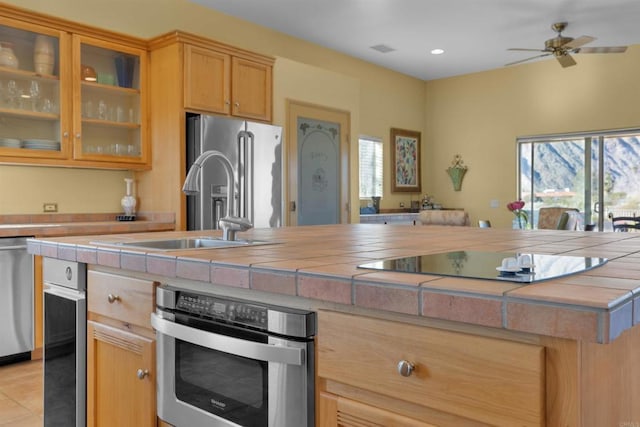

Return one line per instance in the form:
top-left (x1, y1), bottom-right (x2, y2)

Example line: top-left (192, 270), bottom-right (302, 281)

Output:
top-left (225, 100), bottom-right (231, 105)
top-left (234, 102), bottom-right (240, 107)
top-left (136, 369), bottom-right (149, 380)
top-left (75, 133), bottom-right (81, 139)
top-left (107, 294), bottom-right (120, 303)
top-left (397, 360), bottom-right (415, 377)
top-left (63, 131), bottom-right (69, 138)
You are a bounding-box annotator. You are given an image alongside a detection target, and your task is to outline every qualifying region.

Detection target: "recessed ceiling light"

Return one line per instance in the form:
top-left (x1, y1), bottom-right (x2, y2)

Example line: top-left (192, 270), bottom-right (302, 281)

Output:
top-left (430, 48), bottom-right (445, 55)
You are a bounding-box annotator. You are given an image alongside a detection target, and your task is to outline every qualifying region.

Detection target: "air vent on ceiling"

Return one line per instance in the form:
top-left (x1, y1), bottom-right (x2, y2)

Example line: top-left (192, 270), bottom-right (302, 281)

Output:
top-left (370, 44), bottom-right (396, 53)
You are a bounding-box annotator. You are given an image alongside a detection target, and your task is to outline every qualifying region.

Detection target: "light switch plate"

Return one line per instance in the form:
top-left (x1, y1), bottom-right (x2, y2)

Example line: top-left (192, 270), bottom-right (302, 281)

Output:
top-left (490, 199), bottom-right (500, 208)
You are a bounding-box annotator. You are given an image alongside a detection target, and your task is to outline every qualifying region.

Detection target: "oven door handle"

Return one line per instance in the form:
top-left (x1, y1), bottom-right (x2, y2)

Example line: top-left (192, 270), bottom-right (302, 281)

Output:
top-left (151, 313), bottom-right (304, 366)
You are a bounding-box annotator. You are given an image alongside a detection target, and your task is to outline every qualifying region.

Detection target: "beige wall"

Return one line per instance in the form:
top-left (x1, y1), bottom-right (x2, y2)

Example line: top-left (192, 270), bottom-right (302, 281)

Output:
top-left (0, 165), bottom-right (131, 214)
top-left (425, 46), bottom-right (640, 227)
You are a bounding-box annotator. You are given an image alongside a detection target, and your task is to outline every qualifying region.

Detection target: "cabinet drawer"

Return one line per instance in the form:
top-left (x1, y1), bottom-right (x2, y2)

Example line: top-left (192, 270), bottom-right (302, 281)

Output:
top-left (318, 311), bottom-right (545, 427)
top-left (88, 271), bottom-right (156, 329)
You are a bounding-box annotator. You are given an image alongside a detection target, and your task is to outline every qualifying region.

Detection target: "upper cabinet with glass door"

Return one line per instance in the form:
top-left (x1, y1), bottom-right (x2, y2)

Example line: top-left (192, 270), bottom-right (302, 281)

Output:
top-left (0, 18), bottom-right (69, 162)
top-left (0, 4), bottom-right (149, 169)
top-left (72, 35), bottom-right (148, 166)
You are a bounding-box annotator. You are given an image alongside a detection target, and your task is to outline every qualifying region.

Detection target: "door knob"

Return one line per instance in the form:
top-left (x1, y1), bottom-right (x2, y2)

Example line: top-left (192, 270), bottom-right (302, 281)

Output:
top-left (136, 369), bottom-right (149, 380)
top-left (397, 360), bottom-right (415, 377)
top-left (107, 294), bottom-right (120, 303)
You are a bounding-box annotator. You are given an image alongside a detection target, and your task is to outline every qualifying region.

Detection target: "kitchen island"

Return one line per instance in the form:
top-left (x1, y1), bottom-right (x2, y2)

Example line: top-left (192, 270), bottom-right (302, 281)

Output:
top-left (28, 224), bottom-right (640, 426)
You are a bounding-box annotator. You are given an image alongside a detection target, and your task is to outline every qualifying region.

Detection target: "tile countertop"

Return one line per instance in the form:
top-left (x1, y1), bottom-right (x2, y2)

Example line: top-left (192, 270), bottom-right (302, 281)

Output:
top-left (26, 224), bottom-right (640, 344)
top-left (0, 212), bottom-right (175, 237)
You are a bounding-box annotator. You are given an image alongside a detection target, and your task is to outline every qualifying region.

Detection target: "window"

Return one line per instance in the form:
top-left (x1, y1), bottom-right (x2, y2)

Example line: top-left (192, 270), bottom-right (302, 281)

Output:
top-left (518, 129), bottom-right (640, 231)
top-left (359, 136), bottom-right (383, 198)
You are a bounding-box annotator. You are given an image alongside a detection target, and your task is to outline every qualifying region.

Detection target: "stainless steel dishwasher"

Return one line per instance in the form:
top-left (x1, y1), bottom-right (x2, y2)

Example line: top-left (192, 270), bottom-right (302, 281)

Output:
top-left (0, 236), bottom-right (34, 364)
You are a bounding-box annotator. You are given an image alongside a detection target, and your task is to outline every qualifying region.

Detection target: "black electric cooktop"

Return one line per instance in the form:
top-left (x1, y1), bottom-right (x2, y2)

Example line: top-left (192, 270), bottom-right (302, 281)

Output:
top-left (358, 251), bottom-right (608, 283)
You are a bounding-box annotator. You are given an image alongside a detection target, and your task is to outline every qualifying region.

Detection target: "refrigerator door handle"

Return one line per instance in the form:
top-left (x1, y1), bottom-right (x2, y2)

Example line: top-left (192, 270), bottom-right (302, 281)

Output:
top-left (238, 129), bottom-right (254, 223)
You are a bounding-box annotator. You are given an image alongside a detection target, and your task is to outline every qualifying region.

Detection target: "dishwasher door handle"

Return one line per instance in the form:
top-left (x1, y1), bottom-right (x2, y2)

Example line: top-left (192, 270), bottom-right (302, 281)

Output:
top-left (0, 245), bottom-right (27, 251)
top-left (151, 313), bottom-right (304, 366)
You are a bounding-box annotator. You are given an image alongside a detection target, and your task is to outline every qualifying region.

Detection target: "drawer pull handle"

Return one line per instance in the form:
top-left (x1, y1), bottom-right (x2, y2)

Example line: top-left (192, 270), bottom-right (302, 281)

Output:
top-left (397, 360), bottom-right (415, 377)
top-left (136, 369), bottom-right (149, 380)
top-left (107, 294), bottom-right (120, 303)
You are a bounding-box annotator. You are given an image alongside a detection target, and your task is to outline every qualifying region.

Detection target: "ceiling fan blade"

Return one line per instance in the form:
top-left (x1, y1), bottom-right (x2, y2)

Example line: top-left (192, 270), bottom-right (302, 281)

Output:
top-left (577, 46), bottom-right (627, 54)
top-left (507, 48), bottom-right (546, 52)
top-left (563, 35), bottom-right (596, 49)
top-left (556, 54), bottom-right (577, 68)
top-left (505, 53), bottom-right (552, 67)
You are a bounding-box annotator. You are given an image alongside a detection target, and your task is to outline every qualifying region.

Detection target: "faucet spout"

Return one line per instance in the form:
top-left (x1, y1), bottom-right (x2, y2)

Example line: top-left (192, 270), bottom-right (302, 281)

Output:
top-left (182, 150), bottom-right (253, 240)
top-left (183, 150), bottom-right (237, 218)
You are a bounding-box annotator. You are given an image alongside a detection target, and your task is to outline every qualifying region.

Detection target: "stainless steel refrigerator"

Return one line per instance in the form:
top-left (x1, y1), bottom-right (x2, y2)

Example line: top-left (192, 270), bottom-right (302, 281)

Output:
top-left (186, 114), bottom-right (283, 231)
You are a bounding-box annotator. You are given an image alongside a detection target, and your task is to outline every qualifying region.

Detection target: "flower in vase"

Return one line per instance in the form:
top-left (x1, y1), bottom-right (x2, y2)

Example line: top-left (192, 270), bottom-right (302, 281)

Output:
top-left (507, 200), bottom-right (529, 229)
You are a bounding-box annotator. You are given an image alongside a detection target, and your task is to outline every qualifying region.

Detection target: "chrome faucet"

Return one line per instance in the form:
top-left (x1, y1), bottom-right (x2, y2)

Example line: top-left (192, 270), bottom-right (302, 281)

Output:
top-left (182, 150), bottom-right (253, 240)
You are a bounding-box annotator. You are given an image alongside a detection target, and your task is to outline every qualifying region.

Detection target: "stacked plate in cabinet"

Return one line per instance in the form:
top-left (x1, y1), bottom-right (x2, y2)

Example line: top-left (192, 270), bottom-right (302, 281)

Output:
top-left (22, 139), bottom-right (60, 151)
top-left (0, 138), bottom-right (21, 148)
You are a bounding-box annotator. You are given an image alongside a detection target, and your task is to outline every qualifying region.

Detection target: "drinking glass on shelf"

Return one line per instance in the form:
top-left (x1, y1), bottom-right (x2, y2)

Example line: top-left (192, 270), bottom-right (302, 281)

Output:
top-left (98, 100), bottom-right (107, 120)
top-left (18, 90), bottom-right (27, 110)
top-left (41, 98), bottom-right (53, 113)
top-left (7, 80), bottom-right (18, 109)
top-left (84, 100), bottom-right (93, 118)
top-left (116, 106), bottom-right (125, 122)
top-left (29, 81), bottom-right (40, 111)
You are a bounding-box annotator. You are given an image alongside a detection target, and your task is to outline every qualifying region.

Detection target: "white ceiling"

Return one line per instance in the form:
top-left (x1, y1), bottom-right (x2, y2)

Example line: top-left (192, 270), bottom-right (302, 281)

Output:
top-left (189, 0), bottom-right (640, 81)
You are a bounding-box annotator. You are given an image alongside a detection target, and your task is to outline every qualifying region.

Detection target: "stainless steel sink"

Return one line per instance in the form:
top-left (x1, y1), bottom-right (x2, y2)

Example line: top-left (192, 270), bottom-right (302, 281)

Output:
top-left (91, 237), bottom-right (273, 251)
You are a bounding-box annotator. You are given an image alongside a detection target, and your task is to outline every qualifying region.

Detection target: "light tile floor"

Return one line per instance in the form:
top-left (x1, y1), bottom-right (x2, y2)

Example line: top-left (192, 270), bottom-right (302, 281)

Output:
top-left (0, 360), bottom-right (42, 426)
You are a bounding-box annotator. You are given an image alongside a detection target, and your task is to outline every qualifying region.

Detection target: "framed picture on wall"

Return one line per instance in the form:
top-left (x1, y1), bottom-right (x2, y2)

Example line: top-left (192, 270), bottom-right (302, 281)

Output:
top-left (390, 127), bottom-right (421, 193)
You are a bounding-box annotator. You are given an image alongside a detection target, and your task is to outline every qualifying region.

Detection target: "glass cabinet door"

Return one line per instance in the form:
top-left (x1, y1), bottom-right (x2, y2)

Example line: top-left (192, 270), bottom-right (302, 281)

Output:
top-left (72, 35), bottom-right (146, 164)
top-left (0, 19), bottom-right (67, 159)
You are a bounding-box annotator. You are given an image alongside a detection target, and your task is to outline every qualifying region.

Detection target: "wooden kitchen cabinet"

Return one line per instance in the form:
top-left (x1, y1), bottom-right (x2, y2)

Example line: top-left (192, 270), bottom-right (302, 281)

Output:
top-left (87, 321), bottom-right (155, 427)
top-left (0, 3), bottom-right (149, 169)
top-left (317, 311), bottom-right (545, 427)
top-left (71, 35), bottom-right (148, 167)
top-left (183, 37), bottom-right (273, 121)
top-left (86, 270), bottom-right (158, 427)
top-left (184, 44), bottom-right (230, 114)
top-left (230, 56), bottom-right (272, 121)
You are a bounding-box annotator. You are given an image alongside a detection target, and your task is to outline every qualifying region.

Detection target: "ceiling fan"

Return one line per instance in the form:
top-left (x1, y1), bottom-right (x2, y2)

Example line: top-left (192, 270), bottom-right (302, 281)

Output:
top-left (506, 22), bottom-right (627, 68)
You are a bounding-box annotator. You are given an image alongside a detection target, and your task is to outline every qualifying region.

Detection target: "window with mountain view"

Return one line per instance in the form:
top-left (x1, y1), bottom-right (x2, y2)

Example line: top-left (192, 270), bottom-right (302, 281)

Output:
top-left (518, 130), bottom-right (640, 231)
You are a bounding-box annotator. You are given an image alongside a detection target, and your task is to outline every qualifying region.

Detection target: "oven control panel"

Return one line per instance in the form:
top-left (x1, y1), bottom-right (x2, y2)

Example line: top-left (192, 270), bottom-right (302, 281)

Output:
top-left (176, 292), bottom-right (268, 329)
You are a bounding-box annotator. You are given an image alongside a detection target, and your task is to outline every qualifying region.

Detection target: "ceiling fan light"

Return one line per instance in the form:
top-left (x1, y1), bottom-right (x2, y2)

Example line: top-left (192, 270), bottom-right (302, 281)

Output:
top-left (430, 48), bottom-right (445, 55)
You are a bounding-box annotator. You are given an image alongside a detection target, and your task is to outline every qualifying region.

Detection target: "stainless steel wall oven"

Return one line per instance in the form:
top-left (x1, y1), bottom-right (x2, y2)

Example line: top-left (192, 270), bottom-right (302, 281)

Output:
top-left (152, 285), bottom-right (316, 427)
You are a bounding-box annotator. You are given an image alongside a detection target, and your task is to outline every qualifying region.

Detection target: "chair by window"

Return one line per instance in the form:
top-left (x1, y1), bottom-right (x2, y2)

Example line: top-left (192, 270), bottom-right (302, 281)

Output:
top-left (537, 207), bottom-right (579, 229)
top-left (478, 220), bottom-right (491, 228)
top-left (610, 215), bottom-right (640, 232)
top-left (557, 211), bottom-right (582, 230)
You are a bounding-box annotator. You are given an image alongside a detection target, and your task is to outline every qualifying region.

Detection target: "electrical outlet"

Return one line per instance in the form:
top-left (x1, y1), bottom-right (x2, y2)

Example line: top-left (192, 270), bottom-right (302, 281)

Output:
top-left (399, 202), bottom-right (405, 208)
top-left (490, 199), bottom-right (500, 208)
top-left (43, 203), bottom-right (58, 213)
